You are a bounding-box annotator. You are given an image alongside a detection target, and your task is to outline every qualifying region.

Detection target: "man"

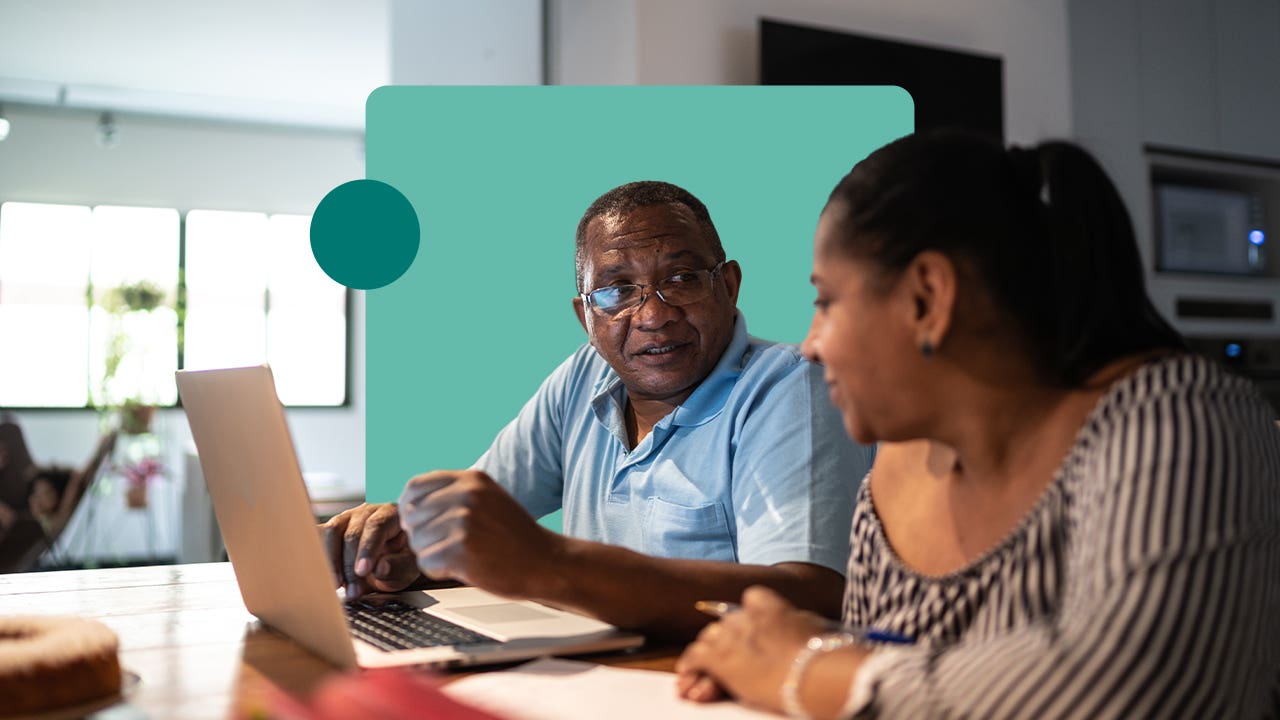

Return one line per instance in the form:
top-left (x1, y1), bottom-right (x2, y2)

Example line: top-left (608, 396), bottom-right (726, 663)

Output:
top-left (324, 181), bottom-right (873, 639)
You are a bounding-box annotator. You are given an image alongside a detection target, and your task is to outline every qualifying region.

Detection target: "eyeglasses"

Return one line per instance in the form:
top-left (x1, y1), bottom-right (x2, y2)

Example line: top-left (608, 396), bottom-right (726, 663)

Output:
top-left (581, 261), bottom-right (726, 317)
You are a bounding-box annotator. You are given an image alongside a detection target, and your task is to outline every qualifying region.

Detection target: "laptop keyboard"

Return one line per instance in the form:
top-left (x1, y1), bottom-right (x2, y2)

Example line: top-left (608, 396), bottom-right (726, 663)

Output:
top-left (345, 598), bottom-right (496, 652)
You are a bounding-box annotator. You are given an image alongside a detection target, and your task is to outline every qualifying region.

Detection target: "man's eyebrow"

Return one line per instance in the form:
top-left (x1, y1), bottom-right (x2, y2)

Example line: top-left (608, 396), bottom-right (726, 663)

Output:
top-left (594, 262), bottom-right (630, 280)
top-left (593, 250), bottom-right (705, 282)
top-left (663, 250), bottom-right (699, 263)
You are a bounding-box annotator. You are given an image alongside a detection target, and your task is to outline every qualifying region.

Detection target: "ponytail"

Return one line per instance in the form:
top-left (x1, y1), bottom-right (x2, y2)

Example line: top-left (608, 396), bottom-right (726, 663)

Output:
top-left (1032, 142), bottom-right (1185, 385)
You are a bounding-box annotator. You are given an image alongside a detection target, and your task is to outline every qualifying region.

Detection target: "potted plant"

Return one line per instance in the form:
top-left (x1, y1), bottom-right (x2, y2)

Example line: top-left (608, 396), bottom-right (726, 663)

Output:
top-left (121, 456), bottom-right (164, 509)
top-left (95, 279), bottom-right (168, 434)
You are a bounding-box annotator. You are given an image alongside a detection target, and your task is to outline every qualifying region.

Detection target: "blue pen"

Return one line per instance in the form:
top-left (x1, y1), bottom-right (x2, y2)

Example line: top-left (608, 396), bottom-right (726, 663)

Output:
top-left (857, 628), bottom-right (914, 645)
top-left (694, 600), bottom-right (915, 645)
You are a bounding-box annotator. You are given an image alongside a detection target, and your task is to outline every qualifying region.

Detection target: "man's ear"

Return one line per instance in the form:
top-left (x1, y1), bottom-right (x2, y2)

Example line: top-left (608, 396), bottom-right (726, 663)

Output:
top-left (903, 250), bottom-right (957, 353)
top-left (572, 296), bottom-right (592, 342)
top-left (721, 260), bottom-right (743, 305)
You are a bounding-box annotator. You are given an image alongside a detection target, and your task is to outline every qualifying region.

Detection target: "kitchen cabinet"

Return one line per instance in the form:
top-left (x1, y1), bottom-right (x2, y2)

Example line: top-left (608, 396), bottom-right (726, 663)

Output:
top-left (1135, 0), bottom-right (1280, 161)
top-left (1216, 0), bottom-right (1280, 160)
top-left (1138, 0), bottom-right (1218, 151)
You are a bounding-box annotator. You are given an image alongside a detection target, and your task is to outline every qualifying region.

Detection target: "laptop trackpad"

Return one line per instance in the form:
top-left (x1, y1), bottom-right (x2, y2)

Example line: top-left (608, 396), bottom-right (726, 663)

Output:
top-left (449, 603), bottom-right (559, 624)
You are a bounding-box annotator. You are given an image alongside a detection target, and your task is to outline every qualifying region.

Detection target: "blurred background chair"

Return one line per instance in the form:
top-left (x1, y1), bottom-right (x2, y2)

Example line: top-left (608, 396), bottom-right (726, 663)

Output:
top-left (0, 419), bottom-right (116, 573)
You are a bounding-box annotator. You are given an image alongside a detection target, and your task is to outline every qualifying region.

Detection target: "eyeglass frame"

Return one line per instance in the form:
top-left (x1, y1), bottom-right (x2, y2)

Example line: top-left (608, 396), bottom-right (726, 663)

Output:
top-left (579, 261), bottom-right (728, 317)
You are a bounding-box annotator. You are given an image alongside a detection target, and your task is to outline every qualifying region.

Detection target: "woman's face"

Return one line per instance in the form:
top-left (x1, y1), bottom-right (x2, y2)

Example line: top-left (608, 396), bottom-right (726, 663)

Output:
top-left (28, 478), bottom-right (57, 517)
top-left (801, 207), bottom-right (921, 444)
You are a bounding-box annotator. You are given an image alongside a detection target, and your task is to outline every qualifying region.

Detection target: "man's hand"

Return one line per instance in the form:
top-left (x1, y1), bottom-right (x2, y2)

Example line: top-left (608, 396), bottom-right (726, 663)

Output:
top-left (320, 502), bottom-right (421, 599)
top-left (398, 469), bottom-right (562, 598)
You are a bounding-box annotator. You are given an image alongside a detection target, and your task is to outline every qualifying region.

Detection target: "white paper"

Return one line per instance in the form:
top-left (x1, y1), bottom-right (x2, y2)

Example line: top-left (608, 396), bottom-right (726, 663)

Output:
top-left (443, 657), bottom-right (778, 720)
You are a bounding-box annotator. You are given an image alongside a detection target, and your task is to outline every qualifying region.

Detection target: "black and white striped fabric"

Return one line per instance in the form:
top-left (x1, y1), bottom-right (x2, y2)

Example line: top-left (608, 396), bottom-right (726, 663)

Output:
top-left (844, 354), bottom-right (1280, 718)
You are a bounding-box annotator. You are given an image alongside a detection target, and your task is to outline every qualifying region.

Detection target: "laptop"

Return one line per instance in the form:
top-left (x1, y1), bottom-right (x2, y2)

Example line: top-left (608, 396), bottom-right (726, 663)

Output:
top-left (176, 365), bottom-right (644, 669)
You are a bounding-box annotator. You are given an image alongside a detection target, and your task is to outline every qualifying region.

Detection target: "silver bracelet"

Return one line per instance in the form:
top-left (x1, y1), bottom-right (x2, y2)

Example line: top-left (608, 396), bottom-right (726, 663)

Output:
top-left (781, 632), bottom-right (858, 720)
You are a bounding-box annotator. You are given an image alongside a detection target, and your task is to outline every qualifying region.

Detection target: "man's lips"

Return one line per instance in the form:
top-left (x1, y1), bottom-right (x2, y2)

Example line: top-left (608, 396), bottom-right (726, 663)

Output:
top-left (631, 340), bottom-right (692, 358)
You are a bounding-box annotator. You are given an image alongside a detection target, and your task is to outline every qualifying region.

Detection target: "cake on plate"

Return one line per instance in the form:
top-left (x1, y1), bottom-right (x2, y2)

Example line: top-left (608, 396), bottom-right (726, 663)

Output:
top-left (0, 615), bottom-right (121, 717)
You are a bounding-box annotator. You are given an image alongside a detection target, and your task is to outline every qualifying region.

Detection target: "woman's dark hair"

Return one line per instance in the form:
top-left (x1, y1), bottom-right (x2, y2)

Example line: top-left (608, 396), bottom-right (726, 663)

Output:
top-left (826, 129), bottom-right (1185, 387)
top-left (28, 466), bottom-right (73, 502)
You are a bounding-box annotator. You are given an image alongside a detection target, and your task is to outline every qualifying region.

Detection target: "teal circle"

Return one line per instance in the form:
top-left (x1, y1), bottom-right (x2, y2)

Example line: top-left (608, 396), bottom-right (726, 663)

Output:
top-left (311, 179), bottom-right (420, 289)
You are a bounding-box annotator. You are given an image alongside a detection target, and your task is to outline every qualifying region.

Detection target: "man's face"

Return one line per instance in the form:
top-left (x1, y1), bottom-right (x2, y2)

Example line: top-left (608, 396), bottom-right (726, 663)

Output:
top-left (573, 203), bottom-right (741, 407)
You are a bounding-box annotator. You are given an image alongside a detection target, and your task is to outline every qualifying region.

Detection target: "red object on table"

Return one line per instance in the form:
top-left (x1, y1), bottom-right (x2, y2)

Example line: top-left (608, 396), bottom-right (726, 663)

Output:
top-left (260, 667), bottom-right (509, 720)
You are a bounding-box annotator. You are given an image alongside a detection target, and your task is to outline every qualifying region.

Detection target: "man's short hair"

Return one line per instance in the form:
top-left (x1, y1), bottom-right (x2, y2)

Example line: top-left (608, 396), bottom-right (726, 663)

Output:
top-left (575, 181), bottom-right (725, 292)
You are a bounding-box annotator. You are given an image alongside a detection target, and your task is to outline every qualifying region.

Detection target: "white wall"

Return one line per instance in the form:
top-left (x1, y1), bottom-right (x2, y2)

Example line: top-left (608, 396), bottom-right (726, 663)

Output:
top-left (551, 0), bottom-right (1074, 145)
top-left (0, 106), bottom-right (362, 212)
top-left (390, 0), bottom-right (542, 85)
top-left (546, 2), bottom-right (638, 85)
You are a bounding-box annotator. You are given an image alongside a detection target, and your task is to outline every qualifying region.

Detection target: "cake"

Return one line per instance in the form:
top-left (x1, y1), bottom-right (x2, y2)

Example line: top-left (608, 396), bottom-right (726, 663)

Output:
top-left (0, 615), bottom-right (122, 717)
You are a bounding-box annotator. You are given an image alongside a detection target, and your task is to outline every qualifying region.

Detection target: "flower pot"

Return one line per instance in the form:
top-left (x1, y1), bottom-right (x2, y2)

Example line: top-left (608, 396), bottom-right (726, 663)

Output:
top-left (119, 405), bottom-right (156, 435)
top-left (125, 483), bottom-right (148, 509)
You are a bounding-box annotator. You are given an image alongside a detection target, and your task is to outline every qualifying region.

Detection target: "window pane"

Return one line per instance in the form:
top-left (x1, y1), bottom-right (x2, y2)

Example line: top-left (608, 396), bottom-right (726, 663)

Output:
top-left (184, 210), bottom-right (268, 370)
top-left (266, 214), bottom-right (346, 405)
top-left (88, 206), bottom-right (180, 407)
top-left (0, 202), bottom-right (92, 406)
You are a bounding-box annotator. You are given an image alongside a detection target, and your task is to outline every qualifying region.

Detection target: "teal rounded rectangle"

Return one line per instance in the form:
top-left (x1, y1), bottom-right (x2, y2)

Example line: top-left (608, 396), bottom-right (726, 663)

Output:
top-left (365, 86), bottom-right (912, 505)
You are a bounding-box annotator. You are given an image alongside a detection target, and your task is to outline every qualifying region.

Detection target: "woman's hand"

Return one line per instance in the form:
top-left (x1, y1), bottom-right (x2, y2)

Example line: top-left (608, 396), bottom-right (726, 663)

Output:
top-left (674, 585), bottom-right (829, 712)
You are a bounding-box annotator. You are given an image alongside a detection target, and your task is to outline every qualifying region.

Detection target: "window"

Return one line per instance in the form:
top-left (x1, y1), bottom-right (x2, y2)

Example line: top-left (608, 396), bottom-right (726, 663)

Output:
top-left (184, 210), bottom-right (270, 371)
top-left (264, 214), bottom-right (347, 406)
top-left (0, 201), bottom-right (348, 408)
top-left (89, 205), bottom-right (180, 408)
top-left (0, 203), bottom-right (92, 406)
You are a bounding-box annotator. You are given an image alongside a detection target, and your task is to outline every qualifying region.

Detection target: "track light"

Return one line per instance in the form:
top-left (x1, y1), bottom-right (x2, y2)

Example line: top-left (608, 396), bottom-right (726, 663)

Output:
top-left (96, 112), bottom-right (119, 149)
top-left (0, 104), bottom-right (10, 142)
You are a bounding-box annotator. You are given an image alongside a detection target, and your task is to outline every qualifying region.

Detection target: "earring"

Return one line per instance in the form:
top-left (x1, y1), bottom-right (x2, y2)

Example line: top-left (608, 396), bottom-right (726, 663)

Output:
top-left (920, 340), bottom-right (935, 359)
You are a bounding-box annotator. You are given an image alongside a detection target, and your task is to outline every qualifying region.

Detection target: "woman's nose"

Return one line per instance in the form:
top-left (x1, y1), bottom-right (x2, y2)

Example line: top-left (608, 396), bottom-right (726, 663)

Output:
top-left (801, 313), bottom-right (823, 363)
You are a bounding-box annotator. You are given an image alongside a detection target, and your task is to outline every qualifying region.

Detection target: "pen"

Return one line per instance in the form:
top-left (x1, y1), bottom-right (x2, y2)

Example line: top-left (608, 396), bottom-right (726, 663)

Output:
top-left (694, 600), bottom-right (915, 645)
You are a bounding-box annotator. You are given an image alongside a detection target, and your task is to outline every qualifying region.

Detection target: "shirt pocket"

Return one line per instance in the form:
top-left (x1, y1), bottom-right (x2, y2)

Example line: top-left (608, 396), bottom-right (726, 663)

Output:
top-left (641, 497), bottom-right (737, 562)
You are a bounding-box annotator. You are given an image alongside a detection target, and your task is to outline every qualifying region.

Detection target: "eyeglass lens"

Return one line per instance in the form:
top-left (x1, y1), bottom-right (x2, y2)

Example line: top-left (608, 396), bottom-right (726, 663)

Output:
top-left (589, 266), bottom-right (720, 315)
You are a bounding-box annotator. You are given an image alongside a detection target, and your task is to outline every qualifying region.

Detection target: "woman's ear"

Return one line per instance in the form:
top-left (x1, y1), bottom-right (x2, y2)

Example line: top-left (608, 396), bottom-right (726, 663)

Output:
top-left (903, 250), bottom-right (957, 356)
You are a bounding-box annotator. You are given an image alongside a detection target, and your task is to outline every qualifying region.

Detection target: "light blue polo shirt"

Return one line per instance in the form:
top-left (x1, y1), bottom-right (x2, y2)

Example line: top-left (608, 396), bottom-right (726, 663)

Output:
top-left (472, 313), bottom-right (872, 574)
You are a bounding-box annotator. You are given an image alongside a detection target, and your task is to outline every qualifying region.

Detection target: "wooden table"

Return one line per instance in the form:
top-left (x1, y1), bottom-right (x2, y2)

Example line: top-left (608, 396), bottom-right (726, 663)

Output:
top-left (0, 563), bottom-right (679, 719)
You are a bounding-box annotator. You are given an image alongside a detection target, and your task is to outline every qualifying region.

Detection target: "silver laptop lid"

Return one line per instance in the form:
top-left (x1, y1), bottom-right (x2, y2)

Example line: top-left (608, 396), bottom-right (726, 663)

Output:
top-left (177, 365), bottom-right (358, 668)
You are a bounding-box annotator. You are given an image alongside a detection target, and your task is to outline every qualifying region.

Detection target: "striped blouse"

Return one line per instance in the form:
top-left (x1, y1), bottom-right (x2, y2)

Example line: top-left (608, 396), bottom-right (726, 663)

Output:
top-left (843, 354), bottom-right (1280, 718)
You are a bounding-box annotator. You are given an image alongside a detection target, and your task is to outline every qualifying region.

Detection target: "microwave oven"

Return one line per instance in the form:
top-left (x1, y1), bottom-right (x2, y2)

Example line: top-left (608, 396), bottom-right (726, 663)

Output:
top-left (1154, 183), bottom-right (1267, 275)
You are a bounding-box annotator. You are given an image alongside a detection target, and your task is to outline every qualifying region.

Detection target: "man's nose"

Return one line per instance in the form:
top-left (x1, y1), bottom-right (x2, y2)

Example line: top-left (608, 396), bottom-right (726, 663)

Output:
top-left (631, 288), bottom-right (681, 329)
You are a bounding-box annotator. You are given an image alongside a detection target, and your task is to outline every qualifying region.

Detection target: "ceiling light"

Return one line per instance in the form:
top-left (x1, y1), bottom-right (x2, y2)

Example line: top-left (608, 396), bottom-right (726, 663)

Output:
top-left (96, 112), bottom-right (119, 149)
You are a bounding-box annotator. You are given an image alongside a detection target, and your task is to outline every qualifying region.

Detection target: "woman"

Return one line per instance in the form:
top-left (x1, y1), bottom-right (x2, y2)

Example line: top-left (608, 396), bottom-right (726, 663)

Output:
top-left (675, 131), bottom-right (1280, 718)
top-left (0, 429), bottom-right (116, 573)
